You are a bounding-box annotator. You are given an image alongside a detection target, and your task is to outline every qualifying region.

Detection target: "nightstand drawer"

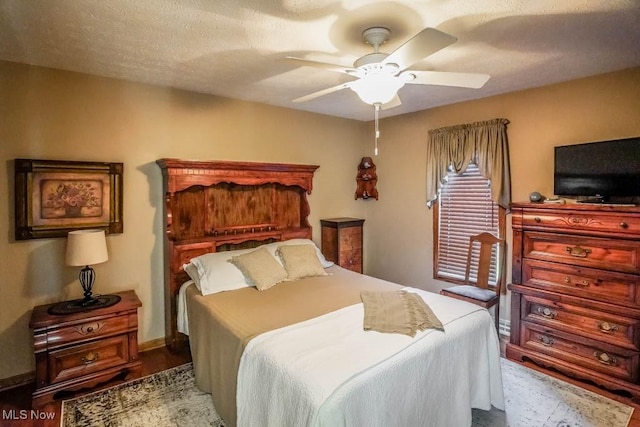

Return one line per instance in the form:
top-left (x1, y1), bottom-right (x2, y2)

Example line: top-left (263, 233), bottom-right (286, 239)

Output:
top-left (46, 315), bottom-right (131, 348)
top-left (522, 294), bottom-right (640, 350)
top-left (48, 335), bottom-right (129, 384)
top-left (522, 259), bottom-right (640, 307)
top-left (523, 231), bottom-right (640, 274)
top-left (339, 250), bottom-right (362, 273)
top-left (340, 227), bottom-right (362, 250)
top-left (521, 322), bottom-right (639, 382)
top-left (522, 211), bottom-right (640, 237)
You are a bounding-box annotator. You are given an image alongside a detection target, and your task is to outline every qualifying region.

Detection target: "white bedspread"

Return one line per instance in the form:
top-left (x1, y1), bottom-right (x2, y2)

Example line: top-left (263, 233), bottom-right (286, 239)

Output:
top-left (237, 287), bottom-right (504, 427)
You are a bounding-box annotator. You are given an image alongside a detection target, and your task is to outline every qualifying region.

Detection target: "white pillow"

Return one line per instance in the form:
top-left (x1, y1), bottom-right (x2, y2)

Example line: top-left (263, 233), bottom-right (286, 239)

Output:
top-left (265, 239), bottom-right (334, 268)
top-left (183, 247), bottom-right (254, 295)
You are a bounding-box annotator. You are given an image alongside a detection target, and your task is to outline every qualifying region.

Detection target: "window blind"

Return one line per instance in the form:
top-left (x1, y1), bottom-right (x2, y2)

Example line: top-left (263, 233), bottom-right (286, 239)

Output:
top-left (437, 164), bottom-right (500, 285)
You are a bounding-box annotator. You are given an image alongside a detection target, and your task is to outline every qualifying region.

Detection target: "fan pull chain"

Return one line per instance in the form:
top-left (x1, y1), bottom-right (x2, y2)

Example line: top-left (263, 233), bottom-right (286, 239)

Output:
top-left (374, 103), bottom-right (380, 156)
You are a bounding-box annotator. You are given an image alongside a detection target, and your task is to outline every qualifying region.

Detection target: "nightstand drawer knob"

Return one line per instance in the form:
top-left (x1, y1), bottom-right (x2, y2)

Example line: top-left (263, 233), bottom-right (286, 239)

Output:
top-left (78, 322), bottom-right (104, 335)
top-left (81, 352), bottom-right (99, 364)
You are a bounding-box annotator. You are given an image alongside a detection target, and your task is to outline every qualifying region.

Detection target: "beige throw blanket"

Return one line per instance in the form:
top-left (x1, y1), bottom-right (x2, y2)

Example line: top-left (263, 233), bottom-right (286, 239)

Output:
top-left (361, 290), bottom-right (444, 337)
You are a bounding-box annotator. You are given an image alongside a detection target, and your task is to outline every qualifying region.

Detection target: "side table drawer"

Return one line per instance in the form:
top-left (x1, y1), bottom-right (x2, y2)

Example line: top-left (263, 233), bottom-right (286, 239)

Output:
top-left (523, 231), bottom-right (640, 274)
top-left (521, 322), bottom-right (639, 382)
top-left (522, 294), bottom-right (640, 350)
top-left (46, 315), bottom-right (131, 348)
top-left (340, 226), bottom-right (362, 250)
top-left (48, 335), bottom-right (129, 384)
top-left (339, 249), bottom-right (362, 273)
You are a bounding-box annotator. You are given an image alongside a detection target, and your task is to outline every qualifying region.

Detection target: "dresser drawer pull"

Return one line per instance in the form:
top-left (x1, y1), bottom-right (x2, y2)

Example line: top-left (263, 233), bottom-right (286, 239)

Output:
top-left (620, 222), bottom-right (629, 229)
top-left (540, 335), bottom-right (555, 346)
top-left (563, 276), bottom-right (590, 287)
top-left (81, 352), bottom-right (99, 365)
top-left (566, 246), bottom-right (591, 258)
top-left (534, 217), bottom-right (541, 223)
top-left (536, 307), bottom-right (557, 319)
top-left (597, 321), bottom-right (619, 334)
top-left (594, 351), bottom-right (617, 366)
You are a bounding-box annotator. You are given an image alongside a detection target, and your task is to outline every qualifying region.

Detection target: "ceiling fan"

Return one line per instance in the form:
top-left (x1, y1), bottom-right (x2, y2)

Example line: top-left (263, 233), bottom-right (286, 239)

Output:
top-left (288, 26), bottom-right (490, 109)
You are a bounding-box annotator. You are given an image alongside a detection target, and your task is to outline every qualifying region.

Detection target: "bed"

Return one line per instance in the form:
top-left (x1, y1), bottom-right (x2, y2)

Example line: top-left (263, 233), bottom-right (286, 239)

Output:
top-left (156, 159), bottom-right (504, 427)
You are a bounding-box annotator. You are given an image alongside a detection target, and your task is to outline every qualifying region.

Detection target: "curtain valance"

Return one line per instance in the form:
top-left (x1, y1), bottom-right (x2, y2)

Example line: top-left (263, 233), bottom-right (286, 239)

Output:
top-left (426, 118), bottom-right (511, 208)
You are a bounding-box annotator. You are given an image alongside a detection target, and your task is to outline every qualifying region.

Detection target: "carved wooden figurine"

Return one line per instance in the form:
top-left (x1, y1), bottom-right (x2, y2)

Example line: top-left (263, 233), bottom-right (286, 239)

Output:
top-left (355, 157), bottom-right (378, 200)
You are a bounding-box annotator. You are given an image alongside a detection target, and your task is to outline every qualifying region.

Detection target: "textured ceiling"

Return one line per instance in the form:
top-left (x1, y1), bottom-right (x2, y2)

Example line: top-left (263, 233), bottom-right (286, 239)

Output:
top-left (1, 0), bottom-right (639, 121)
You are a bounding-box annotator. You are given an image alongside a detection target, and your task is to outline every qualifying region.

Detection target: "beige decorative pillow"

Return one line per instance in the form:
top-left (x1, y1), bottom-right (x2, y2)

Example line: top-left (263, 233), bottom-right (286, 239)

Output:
top-left (277, 244), bottom-right (328, 280)
top-left (229, 247), bottom-right (288, 291)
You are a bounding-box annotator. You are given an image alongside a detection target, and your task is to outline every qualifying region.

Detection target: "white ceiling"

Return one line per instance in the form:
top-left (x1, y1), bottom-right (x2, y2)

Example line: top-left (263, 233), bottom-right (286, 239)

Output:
top-left (1, 0), bottom-right (639, 121)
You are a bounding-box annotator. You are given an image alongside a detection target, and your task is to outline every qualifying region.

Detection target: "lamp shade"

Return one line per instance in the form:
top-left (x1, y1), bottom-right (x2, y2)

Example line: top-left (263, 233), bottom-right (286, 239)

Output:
top-left (65, 229), bottom-right (109, 266)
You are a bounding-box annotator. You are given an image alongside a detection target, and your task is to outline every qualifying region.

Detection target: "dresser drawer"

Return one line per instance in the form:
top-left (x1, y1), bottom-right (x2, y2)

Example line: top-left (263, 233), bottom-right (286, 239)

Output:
top-left (522, 294), bottom-right (640, 350)
top-left (521, 323), bottom-right (639, 382)
top-left (48, 335), bottom-right (129, 384)
top-left (522, 211), bottom-right (640, 237)
top-left (522, 259), bottom-right (640, 307)
top-left (46, 315), bottom-right (131, 348)
top-left (523, 231), bottom-right (640, 274)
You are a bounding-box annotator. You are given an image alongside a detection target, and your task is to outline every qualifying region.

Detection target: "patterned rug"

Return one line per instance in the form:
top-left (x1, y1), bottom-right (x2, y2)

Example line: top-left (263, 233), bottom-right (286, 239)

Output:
top-left (472, 358), bottom-right (633, 427)
top-left (62, 358), bottom-right (633, 427)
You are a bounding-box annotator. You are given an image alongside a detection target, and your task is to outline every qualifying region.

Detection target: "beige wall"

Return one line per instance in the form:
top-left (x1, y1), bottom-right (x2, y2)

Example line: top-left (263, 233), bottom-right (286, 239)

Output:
top-left (364, 68), bottom-right (640, 312)
top-left (0, 61), bottom-right (369, 380)
top-left (1, 60), bottom-right (639, 381)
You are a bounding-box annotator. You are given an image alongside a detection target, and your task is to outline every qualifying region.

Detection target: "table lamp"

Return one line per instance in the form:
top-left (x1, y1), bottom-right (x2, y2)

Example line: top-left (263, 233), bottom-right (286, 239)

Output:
top-left (49, 229), bottom-right (120, 315)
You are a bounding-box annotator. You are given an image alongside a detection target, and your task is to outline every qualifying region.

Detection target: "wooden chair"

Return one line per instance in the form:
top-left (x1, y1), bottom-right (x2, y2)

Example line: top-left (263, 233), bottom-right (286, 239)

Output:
top-left (440, 232), bottom-right (506, 333)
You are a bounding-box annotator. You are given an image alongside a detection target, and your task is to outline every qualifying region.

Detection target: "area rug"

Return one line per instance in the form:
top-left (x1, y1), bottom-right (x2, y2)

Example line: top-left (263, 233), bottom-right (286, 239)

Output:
top-left (62, 358), bottom-right (633, 427)
top-left (472, 358), bottom-right (633, 427)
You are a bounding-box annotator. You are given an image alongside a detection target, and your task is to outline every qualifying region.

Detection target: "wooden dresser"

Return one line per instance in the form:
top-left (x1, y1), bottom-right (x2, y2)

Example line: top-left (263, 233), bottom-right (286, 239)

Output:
top-left (30, 290), bottom-right (142, 406)
top-left (320, 218), bottom-right (364, 273)
top-left (507, 202), bottom-right (640, 399)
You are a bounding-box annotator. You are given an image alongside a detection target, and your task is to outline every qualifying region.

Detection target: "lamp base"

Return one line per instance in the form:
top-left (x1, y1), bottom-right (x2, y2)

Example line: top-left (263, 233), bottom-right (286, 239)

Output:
top-left (47, 294), bottom-right (121, 315)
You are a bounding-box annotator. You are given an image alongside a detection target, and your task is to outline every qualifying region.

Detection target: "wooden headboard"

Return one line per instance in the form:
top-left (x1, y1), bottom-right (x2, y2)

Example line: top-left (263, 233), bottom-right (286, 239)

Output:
top-left (156, 159), bottom-right (319, 351)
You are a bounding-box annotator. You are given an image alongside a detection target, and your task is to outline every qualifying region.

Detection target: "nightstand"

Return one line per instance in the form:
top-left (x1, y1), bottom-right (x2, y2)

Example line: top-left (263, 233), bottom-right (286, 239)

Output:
top-left (29, 290), bottom-right (142, 407)
top-left (320, 218), bottom-right (365, 273)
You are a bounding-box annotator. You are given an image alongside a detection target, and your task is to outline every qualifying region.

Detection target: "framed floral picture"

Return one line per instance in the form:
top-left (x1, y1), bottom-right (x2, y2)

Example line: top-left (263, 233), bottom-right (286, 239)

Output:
top-left (14, 159), bottom-right (123, 240)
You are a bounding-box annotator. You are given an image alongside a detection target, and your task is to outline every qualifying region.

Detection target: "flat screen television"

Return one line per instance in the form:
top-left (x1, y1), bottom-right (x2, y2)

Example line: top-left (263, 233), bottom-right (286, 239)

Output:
top-left (554, 137), bottom-right (640, 203)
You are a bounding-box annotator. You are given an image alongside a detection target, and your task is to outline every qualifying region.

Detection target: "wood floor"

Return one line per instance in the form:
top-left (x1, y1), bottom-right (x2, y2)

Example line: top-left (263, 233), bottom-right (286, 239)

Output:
top-left (1, 343), bottom-right (639, 426)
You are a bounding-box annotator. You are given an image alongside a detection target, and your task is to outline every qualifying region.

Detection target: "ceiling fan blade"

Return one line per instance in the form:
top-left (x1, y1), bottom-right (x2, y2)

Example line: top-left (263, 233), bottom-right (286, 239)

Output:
top-left (381, 94), bottom-right (402, 110)
top-left (293, 82), bottom-right (353, 103)
top-left (405, 70), bottom-right (490, 89)
top-left (286, 57), bottom-right (356, 75)
top-left (383, 28), bottom-right (457, 71)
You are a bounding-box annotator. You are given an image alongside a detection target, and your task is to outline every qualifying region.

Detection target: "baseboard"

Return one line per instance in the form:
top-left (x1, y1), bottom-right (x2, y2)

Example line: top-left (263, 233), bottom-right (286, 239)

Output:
top-left (0, 338), bottom-right (168, 392)
top-left (0, 371), bottom-right (35, 392)
top-left (139, 337), bottom-right (166, 352)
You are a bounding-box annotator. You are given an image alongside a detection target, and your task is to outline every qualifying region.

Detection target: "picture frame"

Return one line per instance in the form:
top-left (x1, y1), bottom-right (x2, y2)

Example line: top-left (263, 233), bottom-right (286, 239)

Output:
top-left (14, 159), bottom-right (123, 240)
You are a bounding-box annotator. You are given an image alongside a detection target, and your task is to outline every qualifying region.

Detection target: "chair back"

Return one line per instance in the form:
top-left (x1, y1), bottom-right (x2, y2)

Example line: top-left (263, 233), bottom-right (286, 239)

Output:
top-left (464, 232), bottom-right (506, 293)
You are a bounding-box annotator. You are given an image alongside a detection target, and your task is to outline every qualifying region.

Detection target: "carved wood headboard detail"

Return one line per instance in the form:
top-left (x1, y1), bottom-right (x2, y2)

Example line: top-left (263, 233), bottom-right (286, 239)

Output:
top-left (156, 159), bottom-right (319, 351)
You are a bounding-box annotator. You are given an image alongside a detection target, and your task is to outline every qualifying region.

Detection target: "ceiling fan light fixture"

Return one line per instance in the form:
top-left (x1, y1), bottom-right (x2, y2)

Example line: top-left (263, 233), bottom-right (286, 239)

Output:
top-left (350, 77), bottom-right (405, 105)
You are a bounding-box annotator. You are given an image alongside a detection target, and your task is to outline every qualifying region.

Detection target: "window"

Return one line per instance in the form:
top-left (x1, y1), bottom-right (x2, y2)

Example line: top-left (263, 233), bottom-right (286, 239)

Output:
top-left (434, 163), bottom-right (505, 286)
